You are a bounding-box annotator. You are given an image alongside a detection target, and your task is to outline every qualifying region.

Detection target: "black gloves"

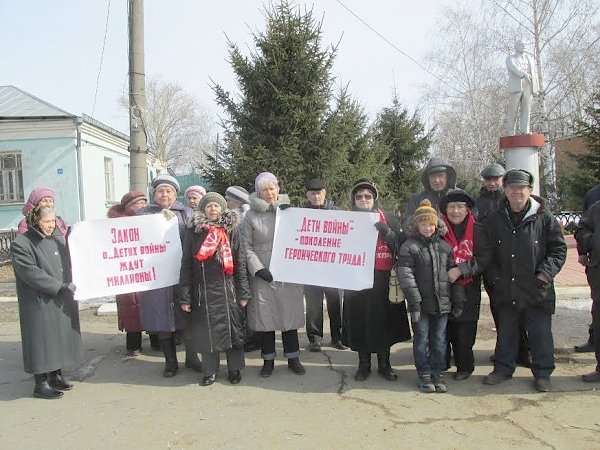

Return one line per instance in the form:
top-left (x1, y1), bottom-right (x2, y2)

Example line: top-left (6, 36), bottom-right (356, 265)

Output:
top-left (255, 268), bottom-right (273, 282)
top-left (279, 204), bottom-right (292, 211)
top-left (374, 221), bottom-right (390, 238)
top-left (60, 282), bottom-right (76, 295)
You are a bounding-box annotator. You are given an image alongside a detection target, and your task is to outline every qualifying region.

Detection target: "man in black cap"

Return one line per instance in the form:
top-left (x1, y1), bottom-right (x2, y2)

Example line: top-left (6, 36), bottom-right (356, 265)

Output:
top-left (475, 163), bottom-right (506, 222)
top-left (402, 157), bottom-right (456, 229)
top-left (480, 169), bottom-right (566, 392)
top-left (302, 179), bottom-right (346, 351)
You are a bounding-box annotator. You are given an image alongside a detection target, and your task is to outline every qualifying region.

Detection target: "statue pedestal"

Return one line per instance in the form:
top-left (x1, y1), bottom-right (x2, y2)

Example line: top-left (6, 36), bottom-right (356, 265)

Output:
top-left (499, 134), bottom-right (545, 196)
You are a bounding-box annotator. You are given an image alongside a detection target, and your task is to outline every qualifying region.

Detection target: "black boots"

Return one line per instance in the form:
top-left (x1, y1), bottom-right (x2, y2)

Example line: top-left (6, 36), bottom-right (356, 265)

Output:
top-left (354, 352), bottom-right (372, 381)
top-left (149, 333), bottom-right (160, 351)
top-left (287, 357), bottom-right (306, 375)
top-left (48, 369), bottom-right (73, 391)
top-left (575, 326), bottom-right (594, 353)
top-left (33, 373), bottom-right (63, 399)
top-left (377, 350), bottom-right (398, 381)
top-left (260, 360), bottom-right (274, 378)
top-left (160, 336), bottom-right (179, 377)
top-left (184, 339), bottom-right (203, 373)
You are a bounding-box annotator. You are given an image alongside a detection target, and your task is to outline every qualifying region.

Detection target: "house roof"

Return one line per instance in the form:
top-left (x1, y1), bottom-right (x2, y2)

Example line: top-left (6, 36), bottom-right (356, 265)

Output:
top-left (0, 85), bottom-right (75, 118)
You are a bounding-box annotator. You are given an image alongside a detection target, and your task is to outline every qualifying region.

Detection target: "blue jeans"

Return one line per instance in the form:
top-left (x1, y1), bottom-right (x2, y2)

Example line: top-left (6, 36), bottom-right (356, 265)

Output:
top-left (495, 305), bottom-right (554, 379)
top-left (412, 313), bottom-right (449, 376)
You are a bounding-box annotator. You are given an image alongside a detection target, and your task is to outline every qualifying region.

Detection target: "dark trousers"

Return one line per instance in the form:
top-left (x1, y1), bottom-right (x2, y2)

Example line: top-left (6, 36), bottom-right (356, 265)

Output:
top-left (201, 347), bottom-right (245, 376)
top-left (304, 285), bottom-right (342, 342)
top-left (490, 295), bottom-right (529, 358)
top-left (586, 265), bottom-right (600, 371)
top-left (448, 320), bottom-right (477, 374)
top-left (258, 330), bottom-right (300, 360)
top-left (126, 331), bottom-right (142, 351)
top-left (495, 306), bottom-right (554, 379)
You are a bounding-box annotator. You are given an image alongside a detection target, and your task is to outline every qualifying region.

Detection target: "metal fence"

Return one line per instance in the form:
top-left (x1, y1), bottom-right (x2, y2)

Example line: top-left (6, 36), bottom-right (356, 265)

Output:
top-left (0, 229), bottom-right (17, 263)
top-left (554, 211), bottom-right (582, 230)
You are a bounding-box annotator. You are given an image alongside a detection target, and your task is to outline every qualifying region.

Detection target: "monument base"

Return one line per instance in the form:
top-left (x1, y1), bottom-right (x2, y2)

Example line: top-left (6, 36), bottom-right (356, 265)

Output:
top-left (499, 133), bottom-right (545, 196)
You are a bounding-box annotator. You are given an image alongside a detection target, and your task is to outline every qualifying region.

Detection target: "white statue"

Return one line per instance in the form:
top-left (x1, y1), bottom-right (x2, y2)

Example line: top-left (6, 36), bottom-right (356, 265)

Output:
top-left (505, 40), bottom-right (540, 136)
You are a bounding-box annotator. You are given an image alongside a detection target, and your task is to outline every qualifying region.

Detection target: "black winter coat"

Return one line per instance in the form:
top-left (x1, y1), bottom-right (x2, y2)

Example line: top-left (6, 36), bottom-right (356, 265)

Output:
top-left (474, 187), bottom-right (503, 222)
top-left (342, 210), bottom-right (411, 352)
top-left (178, 210), bottom-right (250, 353)
top-left (575, 201), bottom-right (600, 267)
top-left (397, 225), bottom-right (466, 316)
top-left (479, 196), bottom-right (566, 313)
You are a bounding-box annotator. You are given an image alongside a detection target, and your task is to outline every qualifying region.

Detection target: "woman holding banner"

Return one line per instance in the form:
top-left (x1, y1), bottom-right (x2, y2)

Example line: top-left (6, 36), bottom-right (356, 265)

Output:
top-left (241, 172), bottom-right (306, 378)
top-left (11, 205), bottom-right (82, 399)
top-left (342, 179), bottom-right (411, 382)
top-left (138, 174), bottom-right (201, 377)
top-left (107, 191), bottom-right (147, 357)
top-left (178, 192), bottom-right (250, 386)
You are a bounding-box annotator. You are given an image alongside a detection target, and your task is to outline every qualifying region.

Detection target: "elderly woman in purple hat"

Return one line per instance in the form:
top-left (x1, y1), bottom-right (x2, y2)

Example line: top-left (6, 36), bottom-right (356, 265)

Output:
top-left (241, 172), bottom-right (306, 377)
top-left (18, 187), bottom-right (68, 236)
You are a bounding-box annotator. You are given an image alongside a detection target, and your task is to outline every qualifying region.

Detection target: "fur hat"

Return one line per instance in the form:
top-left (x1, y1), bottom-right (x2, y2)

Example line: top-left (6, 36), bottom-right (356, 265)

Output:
top-left (152, 174), bottom-right (180, 193)
top-left (225, 185), bottom-right (249, 204)
top-left (412, 199), bottom-right (438, 226)
top-left (199, 192), bottom-right (227, 212)
top-left (439, 188), bottom-right (475, 214)
top-left (22, 187), bottom-right (55, 215)
top-left (254, 172), bottom-right (279, 193)
top-left (121, 190), bottom-right (147, 209)
top-left (184, 185), bottom-right (206, 199)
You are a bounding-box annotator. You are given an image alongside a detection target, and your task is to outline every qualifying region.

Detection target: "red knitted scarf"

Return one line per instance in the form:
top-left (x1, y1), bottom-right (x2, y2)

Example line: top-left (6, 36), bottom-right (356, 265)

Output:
top-left (442, 211), bottom-right (475, 285)
top-left (194, 226), bottom-right (234, 275)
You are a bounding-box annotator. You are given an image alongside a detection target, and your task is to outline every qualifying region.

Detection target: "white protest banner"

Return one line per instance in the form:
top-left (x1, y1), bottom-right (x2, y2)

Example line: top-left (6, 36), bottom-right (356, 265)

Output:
top-left (270, 208), bottom-right (379, 290)
top-left (68, 214), bottom-right (183, 300)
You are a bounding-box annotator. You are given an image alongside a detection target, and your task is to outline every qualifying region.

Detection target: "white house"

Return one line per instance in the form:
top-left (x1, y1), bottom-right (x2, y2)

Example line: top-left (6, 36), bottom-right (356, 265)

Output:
top-left (0, 85), bottom-right (162, 230)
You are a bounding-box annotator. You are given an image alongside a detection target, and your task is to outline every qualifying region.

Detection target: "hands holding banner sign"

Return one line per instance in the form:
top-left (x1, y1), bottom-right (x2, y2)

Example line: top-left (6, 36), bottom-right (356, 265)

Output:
top-left (270, 207), bottom-right (379, 290)
top-left (68, 214), bottom-right (183, 300)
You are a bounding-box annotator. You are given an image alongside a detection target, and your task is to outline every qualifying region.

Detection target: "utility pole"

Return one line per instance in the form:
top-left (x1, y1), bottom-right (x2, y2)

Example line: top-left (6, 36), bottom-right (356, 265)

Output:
top-left (128, 0), bottom-right (148, 192)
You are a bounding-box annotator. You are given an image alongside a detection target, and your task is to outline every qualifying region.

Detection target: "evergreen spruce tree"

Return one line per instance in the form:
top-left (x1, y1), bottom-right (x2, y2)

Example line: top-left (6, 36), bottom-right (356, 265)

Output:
top-left (371, 95), bottom-right (433, 209)
top-left (204, 0), bottom-right (386, 204)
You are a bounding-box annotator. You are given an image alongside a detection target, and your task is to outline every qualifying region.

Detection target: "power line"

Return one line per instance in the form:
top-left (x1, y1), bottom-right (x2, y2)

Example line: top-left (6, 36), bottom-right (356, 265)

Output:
top-left (91, 0), bottom-right (112, 117)
top-left (335, 0), bottom-right (457, 92)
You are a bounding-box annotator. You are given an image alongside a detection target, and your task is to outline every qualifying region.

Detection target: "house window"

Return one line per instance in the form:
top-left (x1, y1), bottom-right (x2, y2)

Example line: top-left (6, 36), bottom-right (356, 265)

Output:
top-left (104, 157), bottom-right (115, 201)
top-left (0, 152), bottom-right (24, 204)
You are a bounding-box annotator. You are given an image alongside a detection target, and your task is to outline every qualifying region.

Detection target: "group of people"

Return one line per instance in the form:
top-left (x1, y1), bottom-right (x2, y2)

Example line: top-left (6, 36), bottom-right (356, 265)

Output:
top-left (12, 155), bottom-right (600, 399)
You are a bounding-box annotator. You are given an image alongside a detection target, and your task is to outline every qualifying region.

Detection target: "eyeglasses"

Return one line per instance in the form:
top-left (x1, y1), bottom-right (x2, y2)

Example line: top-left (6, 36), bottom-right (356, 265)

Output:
top-left (355, 193), bottom-right (373, 200)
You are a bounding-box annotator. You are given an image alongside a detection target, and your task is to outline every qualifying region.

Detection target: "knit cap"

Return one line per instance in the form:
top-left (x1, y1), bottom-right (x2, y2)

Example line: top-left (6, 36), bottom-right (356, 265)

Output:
top-left (152, 174), bottom-right (180, 193)
top-left (184, 185), bottom-right (206, 199)
top-left (254, 172), bottom-right (279, 193)
top-left (412, 199), bottom-right (438, 226)
top-left (225, 186), bottom-right (249, 205)
top-left (199, 192), bottom-right (227, 213)
top-left (121, 191), bottom-right (147, 209)
top-left (22, 187), bottom-right (55, 215)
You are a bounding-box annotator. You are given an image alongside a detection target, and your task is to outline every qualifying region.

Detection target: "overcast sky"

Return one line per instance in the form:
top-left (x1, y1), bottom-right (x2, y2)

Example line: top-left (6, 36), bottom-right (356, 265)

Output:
top-left (1, 0), bottom-right (446, 134)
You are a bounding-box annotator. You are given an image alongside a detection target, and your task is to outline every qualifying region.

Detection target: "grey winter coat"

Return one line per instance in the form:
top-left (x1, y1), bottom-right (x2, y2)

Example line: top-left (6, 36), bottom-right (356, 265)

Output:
top-left (241, 193), bottom-right (304, 332)
top-left (397, 224), bottom-right (466, 315)
top-left (11, 228), bottom-right (82, 374)
top-left (401, 157), bottom-right (457, 229)
top-left (138, 201), bottom-right (194, 332)
top-left (178, 209), bottom-right (250, 353)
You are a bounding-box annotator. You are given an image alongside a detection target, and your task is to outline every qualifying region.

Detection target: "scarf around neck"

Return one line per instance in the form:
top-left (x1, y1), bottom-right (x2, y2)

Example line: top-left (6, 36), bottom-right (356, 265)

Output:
top-left (442, 211), bottom-right (475, 285)
top-left (194, 225), bottom-right (234, 275)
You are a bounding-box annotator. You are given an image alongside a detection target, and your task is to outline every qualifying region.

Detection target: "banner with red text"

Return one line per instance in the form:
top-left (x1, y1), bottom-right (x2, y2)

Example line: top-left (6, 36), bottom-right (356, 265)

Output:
top-left (270, 208), bottom-right (379, 290)
top-left (68, 214), bottom-right (183, 300)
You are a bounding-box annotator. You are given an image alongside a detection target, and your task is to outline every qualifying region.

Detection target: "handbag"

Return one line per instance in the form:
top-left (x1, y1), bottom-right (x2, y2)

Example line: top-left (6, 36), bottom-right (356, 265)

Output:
top-left (388, 267), bottom-right (405, 304)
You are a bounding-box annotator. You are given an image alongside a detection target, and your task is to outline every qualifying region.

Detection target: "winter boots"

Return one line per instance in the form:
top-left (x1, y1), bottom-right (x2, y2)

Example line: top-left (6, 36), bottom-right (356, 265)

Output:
top-left (376, 350), bottom-right (398, 381)
top-left (160, 336), bottom-right (179, 377)
top-left (354, 352), bottom-right (372, 381)
top-left (33, 373), bottom-right (63, 400)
